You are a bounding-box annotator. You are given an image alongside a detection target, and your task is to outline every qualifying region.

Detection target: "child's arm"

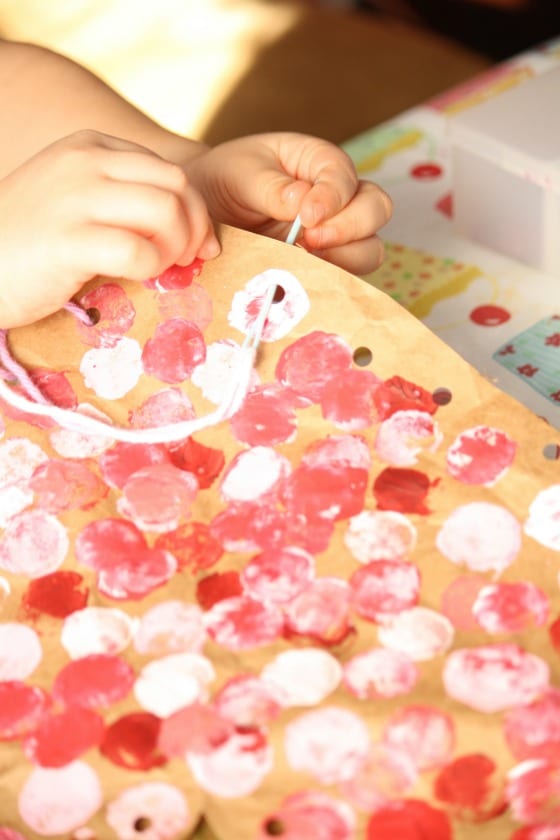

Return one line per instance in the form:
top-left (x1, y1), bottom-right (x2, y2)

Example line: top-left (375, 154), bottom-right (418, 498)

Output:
top-left (0, 39), bottom-right (203, 177)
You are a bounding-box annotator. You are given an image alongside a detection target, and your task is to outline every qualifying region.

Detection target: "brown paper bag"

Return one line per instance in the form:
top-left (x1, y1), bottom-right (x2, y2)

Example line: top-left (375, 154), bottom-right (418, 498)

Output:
top-left (0, 225), bottom-right (558, 839)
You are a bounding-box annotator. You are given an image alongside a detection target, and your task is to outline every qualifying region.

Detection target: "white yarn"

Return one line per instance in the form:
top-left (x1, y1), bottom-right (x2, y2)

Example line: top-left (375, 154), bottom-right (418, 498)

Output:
top-left (0, 216), bottom-right (303, 444)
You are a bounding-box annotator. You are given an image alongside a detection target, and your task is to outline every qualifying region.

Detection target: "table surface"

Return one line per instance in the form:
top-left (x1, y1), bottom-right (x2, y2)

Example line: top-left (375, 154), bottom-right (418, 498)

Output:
top-left (344, 37), bottom-right (560, 432)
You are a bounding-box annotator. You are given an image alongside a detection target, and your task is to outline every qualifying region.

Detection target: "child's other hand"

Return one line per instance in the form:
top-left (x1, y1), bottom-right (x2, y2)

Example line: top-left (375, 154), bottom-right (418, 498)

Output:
top-left (187, 132), bottom-right (392, 276)
top-left (0, 130), bottom-right (219, 328)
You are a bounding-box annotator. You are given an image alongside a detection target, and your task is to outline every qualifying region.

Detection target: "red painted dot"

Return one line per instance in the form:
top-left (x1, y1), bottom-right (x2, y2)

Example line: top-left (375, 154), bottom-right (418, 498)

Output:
top-left (23, 571), bottom-right (88, 619)
top-left (52, 654), bottom-right (135, 709)
top-left (366, 799), bottom-right (452, 840)
top-left (196, 570), bottom-right (243, 610)
top-left (433, 754), bottom-right (506, 820)
top-left (0, 682), bottom-right (50, 740)
top-left (410, 163), bottom-right (444, 180)
top-left (167, 437), bottom-right (225, 489)
top-left (23, 706), bottom-right (105, 767)
top-left (373, 467), bottom-right (437, 515)
top-left (101, 712), bottom-right (167, 770)
top-left (155, 521), bottom-right (223, 573)
top-left (470, 305), bottom-right (511, 326)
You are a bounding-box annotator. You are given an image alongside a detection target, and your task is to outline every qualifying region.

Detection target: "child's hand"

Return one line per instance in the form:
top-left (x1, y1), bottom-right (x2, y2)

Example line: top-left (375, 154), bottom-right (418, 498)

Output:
top-left (0, 130), bottom-right (219, 328)
top-left (187, 132), bottom-right (392, 276)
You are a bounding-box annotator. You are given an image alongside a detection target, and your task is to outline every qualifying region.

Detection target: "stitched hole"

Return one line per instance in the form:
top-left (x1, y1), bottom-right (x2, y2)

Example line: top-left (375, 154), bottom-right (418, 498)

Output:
top-left (272, 285), bottom-right (286, 304)
top-left (133, 817), bottom-right (152, 832)
top-left (264, 818), bottom-right (285, 836)
top-left (543, 443), bottom-right (560, 461)
top-left (86, 307), bottom-right (101, 325)
top-left (353, 346), bottom-right (373, 367)
top-left (432, 387), bottom-right (452, 406)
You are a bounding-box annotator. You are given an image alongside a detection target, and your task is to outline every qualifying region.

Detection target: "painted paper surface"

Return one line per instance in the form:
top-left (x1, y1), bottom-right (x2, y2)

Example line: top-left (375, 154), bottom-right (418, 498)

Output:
top-left (0, 225), bottom-right (559, 839)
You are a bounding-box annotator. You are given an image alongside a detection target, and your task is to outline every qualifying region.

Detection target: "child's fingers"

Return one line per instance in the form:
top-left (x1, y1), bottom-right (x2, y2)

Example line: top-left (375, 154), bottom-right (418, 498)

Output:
top-left (64, 226), bottom-right (164, 283)
top-left (302, 181), bottom-right (393, 252)
top-left (311, 234), bottom-right (386, 277)
top-left (84, 180), bottom-right (214, 266)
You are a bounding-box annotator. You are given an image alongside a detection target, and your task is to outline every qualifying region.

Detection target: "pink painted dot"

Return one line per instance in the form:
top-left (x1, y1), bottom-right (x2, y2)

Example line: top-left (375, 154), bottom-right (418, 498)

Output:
top-left (0, 623), bottom-right (42, 680)
top-left (382, 705), bottom-right (456, 771)
top-left (350, 560), bottom-right (421, 623)
top-left (302, 433), bottom-right (372, 471)
top-left (76, 283), bottom-right (135, 347)
top-left (0, 682), bottom-right (49, 740)
top-left (0, 509), bottom-right (68, 578)
top-left (440, 575), bottom-right (486, 631)
top-left (281, 462), bottom-right (368, 522)
top-left (30, 459), bottom-right (108, 513)
top-left (230, 383), bottom-right (298, 446)
top-left (158, 701), bottom-right (233, 757)
top-left (259, 791), bottom-right (355, 840)
top-left (18, 761), bottom-right (103, 834)
top-left (410, 162), bottom-right (443, 179)
top-left (158, 282), bottom-right (213, 331)
top-left (0, 829), bottom-right (26, 840)
top-left (99, 441), bottom-right (170, 488)
top-left (343, 648), bottom-right (418, 700)
top-left (447, 425), bottom-right (517, 485)
top-left (213, 674), bottom-right (283, 728)
top-left (506, 759), bottom-right (560, 825)
top-left (504, 689), bottom-right (560, 762)
top-left (275, 330), bottom-right (353, 402)
top-left (53, 653), bottom-right (135, 709)
top-left (470, 304), bottom-right (511, 326)
top-left (210, 499), bottom-right (333, 555)
top-left (117, 462), bottom-right (198, 532)
top-left (473, 581), bottom-right (549, 634)
top-left (142, 318), bottom-right (206, 383)
top-left (29, 368), bottom-right (78, 409)
top-left (0, 438), bottom-right (48, 487)
top-left (133, 600), bottom-right (207, 656)
top-left (75, 518), bottom-right (176, 600)
top-left (375, 410), bottom-right (442, 467)
top-left (283, 577), bottom-right (353, 646)
top-left (443, 644), bottom-right (550, 713)
top-left (129, 387), bottom-right (195, 428)
top-left (187, 727), bottom-right (273, 798)
top-left (320, 368), bottom-right (380, 431)
top-left (205, 596), bottom-right (284, 651)
top-left (285, 706), bottom-right (370, 784)
top-left (344, 510), bottom-right (417, 564)
top-left (341, 743), bottom-right (418, 812)
top-left (241, 546), bottom-right (315, 604)
top-left (23, 706), bottom-right (105, 767)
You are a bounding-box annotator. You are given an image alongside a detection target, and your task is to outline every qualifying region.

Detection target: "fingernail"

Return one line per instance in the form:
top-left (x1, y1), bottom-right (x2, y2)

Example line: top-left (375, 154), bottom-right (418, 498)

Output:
top-left (281, 184), bottom-right (298, 204)
top-left (302, 201), bottom-right (325, 227)
top-left (199, 238), bottom-right (221, 260)
top-left (316, 225), bottom-right (336, 248)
